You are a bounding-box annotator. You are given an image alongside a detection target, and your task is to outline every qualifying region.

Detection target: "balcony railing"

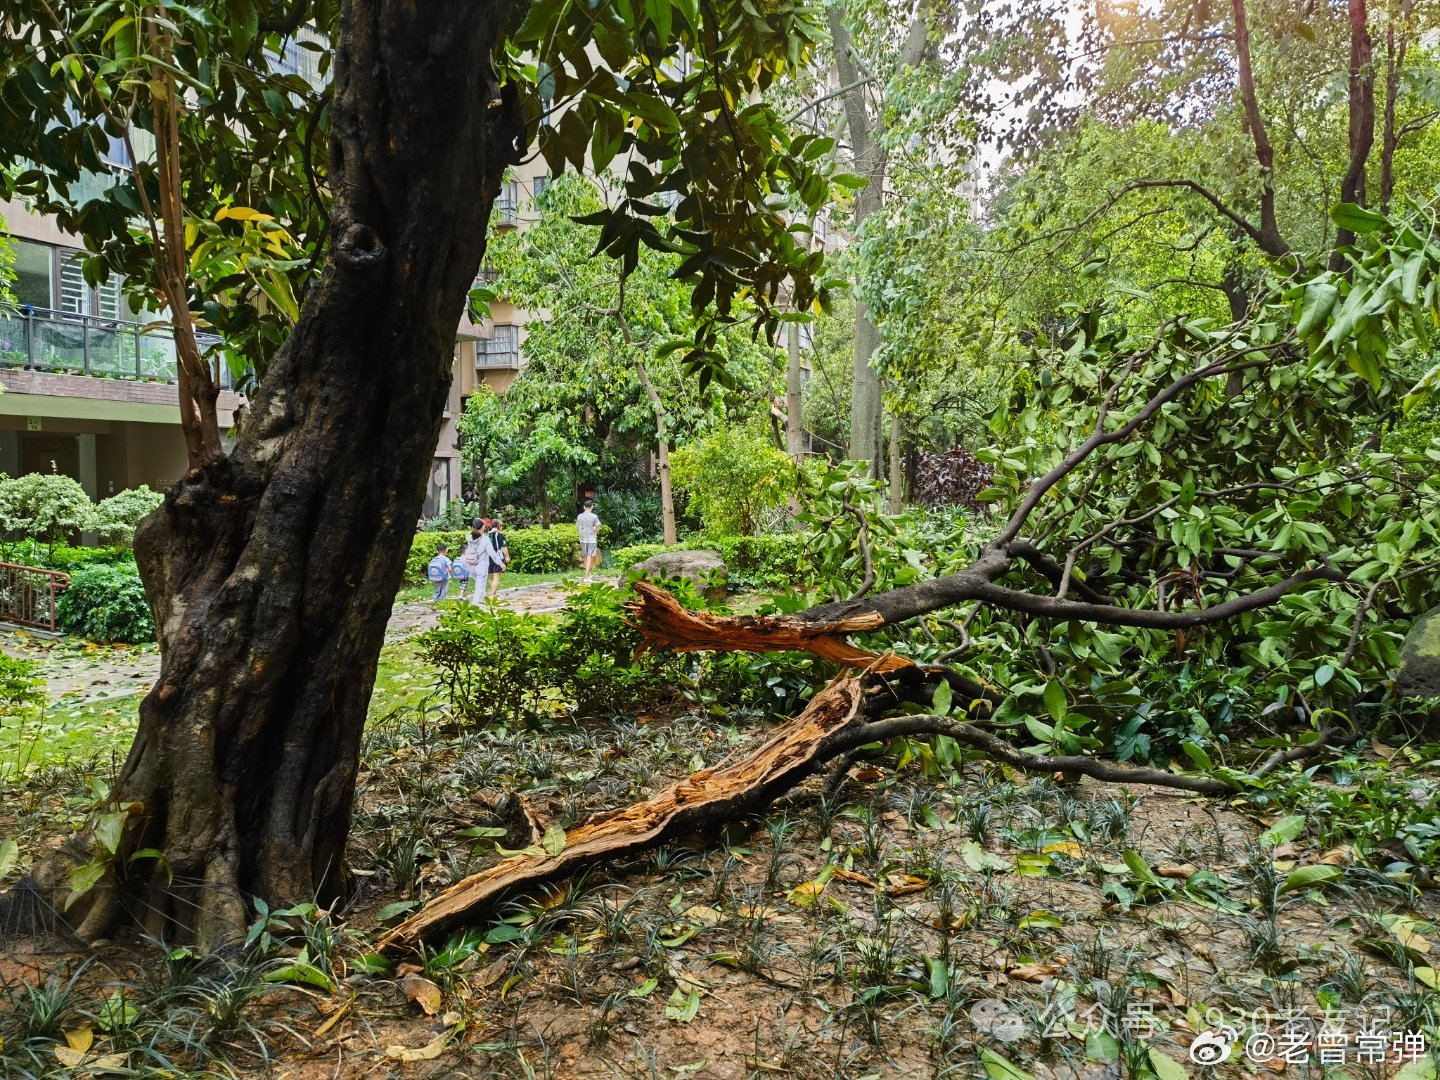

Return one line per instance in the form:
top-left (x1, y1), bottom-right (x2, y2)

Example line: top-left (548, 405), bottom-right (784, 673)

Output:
top-left (0, 306), bottom-right (233, 388)
top-left (0, 562), bottom-right (70, 632)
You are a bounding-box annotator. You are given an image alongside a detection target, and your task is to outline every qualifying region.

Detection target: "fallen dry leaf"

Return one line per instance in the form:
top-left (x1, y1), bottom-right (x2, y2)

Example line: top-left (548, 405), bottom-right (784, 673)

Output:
top-left (1318, 846), bottom-right (1355, 865)
top-left (312, 994), bottom-right (355, 1039)
top-left (885, 873), bottom-right (928, 897)
top-left (384, 1032), bottom-right (450, 1062)
top-left (1004, 960), bottom-right (1064, 982)
top-left (851, 767), bottom-right (885, 783)
top-left (395, 961), bottom-right (423, 978)
top-left (402, 973), bottom-right (442, 1016)
top-left (683, 904), bottom-right (724, 925)
top-left (1156, 863), bottom-right (1197, 880)
top-left (831, 867), bottom-right (878, 889)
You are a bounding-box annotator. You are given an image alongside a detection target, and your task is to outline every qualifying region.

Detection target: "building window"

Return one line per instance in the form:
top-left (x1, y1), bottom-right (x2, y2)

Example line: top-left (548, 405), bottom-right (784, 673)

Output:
top-left (58, 252), bottom-right (90, 316)
top-left (11, 239), bottom-right (52, 309)
top-left (493, 181), bottom-right (519, 226)
top-left (479, 324), bottom-right (520, 368)
top-left (798, 322), bottom-right (814, 351)
top-left (533, 175), bottom-right (550, 202)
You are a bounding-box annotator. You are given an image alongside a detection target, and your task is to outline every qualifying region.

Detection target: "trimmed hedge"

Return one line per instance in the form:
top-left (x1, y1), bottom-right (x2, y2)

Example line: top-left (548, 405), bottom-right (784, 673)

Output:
top-left (57, 562), bottom-right (155, 644)
top-left (407, 523), bottom-right (611, 581)
top-left (612, 532), bottom-right (808, 590)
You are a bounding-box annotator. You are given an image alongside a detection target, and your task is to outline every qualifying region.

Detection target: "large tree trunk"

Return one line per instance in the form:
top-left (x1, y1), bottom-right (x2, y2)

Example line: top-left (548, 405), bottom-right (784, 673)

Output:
top-left (886, 410), bottom-right (903, 514)
top-left (45, 0), bottom-right (527, 948)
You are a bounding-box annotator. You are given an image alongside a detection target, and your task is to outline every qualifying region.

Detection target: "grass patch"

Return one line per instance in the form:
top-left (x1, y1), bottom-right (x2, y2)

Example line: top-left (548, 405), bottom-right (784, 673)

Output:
top-left (0, 692), bottom-right (140, 781)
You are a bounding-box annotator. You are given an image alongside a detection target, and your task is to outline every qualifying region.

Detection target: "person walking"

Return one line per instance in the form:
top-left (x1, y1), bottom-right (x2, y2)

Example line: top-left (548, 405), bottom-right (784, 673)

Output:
top-left (484, 516), bottom-right (510, 599)
top-left (427, 541), bottom-right (452, 602)
top-left (576, 499), bottom-right (601, 583)
top-left (462, 518), bottom-right (490, 604)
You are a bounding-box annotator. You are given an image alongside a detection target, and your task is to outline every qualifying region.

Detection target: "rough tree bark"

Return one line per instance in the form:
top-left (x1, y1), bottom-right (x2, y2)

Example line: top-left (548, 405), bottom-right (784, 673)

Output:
top-left (33, 0), bottom-right (527, 948)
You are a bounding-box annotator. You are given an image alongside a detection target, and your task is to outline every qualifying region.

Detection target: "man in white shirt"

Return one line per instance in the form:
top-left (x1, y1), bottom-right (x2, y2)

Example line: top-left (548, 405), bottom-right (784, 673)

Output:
top-left (576, 499), bottom-right (601, 583)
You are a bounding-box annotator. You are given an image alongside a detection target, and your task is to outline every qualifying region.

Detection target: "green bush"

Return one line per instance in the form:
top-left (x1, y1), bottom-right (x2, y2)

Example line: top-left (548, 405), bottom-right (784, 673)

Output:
top-left (416, 601), bottom-right (544, 725)
top-left (92, 486), bottom-right (165, 546)
top-left (670, 426), bottom-right (795, 535)
top-left (0, 652), bottom-right (45, 721)
top-left (0, 472), bottom-right (94, 555)
top-left (417, 580), bottom-right (691, 723)
top-left (57, 562), bottom-right (155, 644)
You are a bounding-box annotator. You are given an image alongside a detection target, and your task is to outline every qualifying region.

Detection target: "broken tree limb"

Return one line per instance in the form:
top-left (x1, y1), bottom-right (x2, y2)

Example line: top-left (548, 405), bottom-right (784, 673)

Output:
top-left (380, 672), bottom-right (1262, 949)
top-left (628, 581), bottom-right (912, 672)
top-left (378, 674), bottom-right (870, 950)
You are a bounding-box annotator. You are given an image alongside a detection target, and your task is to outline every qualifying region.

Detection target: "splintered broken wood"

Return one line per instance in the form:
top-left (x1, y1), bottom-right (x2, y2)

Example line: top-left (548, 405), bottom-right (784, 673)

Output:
top-left (626, 580), bottom-right (913, 672)
top-left (378, 674), bottom-right (870, 951)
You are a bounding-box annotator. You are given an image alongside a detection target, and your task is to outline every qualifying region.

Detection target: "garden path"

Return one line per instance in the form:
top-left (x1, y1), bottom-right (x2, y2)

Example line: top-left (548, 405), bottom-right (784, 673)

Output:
top-left (2, 576), bottom-right (620, 702)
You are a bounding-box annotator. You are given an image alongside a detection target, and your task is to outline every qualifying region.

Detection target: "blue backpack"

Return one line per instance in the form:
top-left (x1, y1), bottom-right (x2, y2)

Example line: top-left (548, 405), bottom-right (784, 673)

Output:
top-left (427, 557), bottom-right (450, 583)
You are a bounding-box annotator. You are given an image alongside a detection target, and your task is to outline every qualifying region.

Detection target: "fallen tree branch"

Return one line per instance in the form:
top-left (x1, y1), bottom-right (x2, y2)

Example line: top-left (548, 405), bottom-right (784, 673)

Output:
top-left (381, 671), bottom-right (1266, 948)
top-left (628, 581), bottom-right (912, 672)
top-left (378, 675), bottom-right (871, 950)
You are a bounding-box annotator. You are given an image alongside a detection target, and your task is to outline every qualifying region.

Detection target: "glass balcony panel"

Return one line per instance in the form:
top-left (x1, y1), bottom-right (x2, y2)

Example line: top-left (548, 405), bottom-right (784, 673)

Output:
top-left (32, 317), bottom-right (86, 372)
top-left (87, 324), bottom-right (135, 377)
top-left (0, 315), bottom-right (28, 368)
top-left (138, 333), bottom-right (178, 381)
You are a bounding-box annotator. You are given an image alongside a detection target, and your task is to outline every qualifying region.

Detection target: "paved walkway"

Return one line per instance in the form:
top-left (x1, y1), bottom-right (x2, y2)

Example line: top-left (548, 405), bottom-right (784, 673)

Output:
top-left (2, 577), bottom-right (618, 703)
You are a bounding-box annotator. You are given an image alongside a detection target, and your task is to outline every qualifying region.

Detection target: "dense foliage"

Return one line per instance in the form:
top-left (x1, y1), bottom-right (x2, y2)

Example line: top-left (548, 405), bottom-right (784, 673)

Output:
top-left (56, 562), bottom-right (155, 644)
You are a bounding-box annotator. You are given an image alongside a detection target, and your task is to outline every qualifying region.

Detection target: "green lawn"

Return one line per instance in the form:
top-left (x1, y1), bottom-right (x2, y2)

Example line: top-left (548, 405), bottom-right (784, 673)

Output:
top-left (393, 569), bottom-right (582, 605)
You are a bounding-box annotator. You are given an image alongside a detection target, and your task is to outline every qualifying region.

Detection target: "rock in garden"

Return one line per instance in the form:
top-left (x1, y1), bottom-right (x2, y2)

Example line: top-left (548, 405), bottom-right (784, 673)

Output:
top-left (1396, 605), bottom-right (1440, 698)
top-left (632, 549), bottom-right (728, 600)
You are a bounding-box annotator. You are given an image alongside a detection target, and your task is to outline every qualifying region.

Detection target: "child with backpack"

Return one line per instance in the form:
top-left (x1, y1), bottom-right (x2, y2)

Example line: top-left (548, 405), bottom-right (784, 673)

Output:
top-left (427, 542), bottom-right (452, 602)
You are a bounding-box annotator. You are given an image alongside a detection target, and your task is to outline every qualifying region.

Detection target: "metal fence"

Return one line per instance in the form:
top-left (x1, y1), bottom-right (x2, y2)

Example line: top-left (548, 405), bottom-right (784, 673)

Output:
top-left (0, 562), bottom-right (71, 632)
top-left (0, 306), bottom-right (231, 387)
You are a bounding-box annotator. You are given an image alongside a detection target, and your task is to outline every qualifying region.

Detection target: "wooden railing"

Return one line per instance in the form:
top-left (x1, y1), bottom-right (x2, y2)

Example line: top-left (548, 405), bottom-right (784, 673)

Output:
top-left (0, 562), bottom-right (71, 632)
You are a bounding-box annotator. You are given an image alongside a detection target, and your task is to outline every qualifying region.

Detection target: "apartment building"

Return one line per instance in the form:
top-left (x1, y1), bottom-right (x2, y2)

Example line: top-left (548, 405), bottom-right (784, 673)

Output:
top-left (1, 39), bottom-right (822, 519)
top-left (0, 192), bottom-right (245, 499)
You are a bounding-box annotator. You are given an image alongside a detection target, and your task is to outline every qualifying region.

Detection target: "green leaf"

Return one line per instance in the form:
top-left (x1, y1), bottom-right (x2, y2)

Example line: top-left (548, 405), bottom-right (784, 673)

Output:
top-left (97, 989), bottom-right (138, 1032)
top-left (1395, 1059), bottom-right (1437, 1080)
top-left (1085, 1029), bottom-right (1120, 1061)
top-left (1295, 281), bottom-right (1339, 338)
top-left (66, 858), bottom-right (108, 905)
top-left (1278, 864), bottom-right (1342, 894)
top-left (542, 824), bottom-right (567, 857)
top-left (931, 679), bottom-right (953, 716)
top-left (1258, 815), bottom-right (1306, 846)
top-left (1331, 202), bottom-right (1389, 234)
top-left (665, 987), bottom-right (701, 1022)
top-left (1122, 849), bottom-right (1160, 886)
top-left (980, 1048), bottom-right (1037, 1080)
top-left (264, 960), bottom-right (337, 992)
top-left (925, 956), bottom-right (948, 999)
top-left (1314, 664), bottom-right (1336, 687)
top-left (1180, 742), bottom-right (1212, 770)
top-left (1043, 680), bottom-right (1066, 724)
top-left (0, 837), bottom-right (19, 882)
top-left (1147, 1048), bottom-right (1189, 1080)
top-left (93, 810), bottom-right (128, 856)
